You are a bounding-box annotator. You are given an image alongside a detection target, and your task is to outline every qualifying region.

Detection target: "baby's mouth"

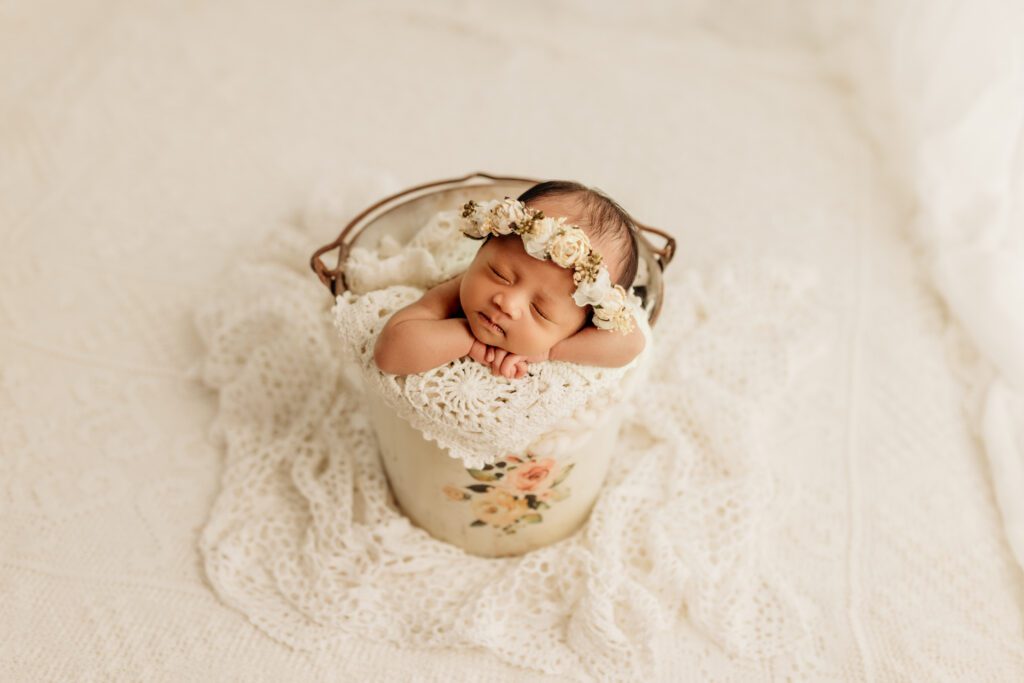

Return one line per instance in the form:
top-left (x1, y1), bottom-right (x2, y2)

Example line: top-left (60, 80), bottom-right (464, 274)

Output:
top-left (478, 311), bottom-right (505, 336)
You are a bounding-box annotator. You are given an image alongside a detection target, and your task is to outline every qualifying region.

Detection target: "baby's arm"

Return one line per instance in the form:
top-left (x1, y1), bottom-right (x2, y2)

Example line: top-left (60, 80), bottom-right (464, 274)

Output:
top-left (549, 323), bottom-right (646, 368)
top-left (372, 274), bottom-right (476, 375)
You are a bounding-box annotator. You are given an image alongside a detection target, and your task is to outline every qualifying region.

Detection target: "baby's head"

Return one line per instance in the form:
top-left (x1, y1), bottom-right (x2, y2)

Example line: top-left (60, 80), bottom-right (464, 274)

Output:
top-left (459, 180), bottom-right (640, 356)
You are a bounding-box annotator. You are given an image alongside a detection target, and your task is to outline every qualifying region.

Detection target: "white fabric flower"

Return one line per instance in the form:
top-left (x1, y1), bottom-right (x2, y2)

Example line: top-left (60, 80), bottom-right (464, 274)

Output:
top-left (572, 268), bottom-right (612, 308)
top-left (624, 289), bottom-right (644, 313)
top-left (598, 283), bottom-right (628, 311)
top-left (523, 216), bottom-right (562, 259)
top-left (489, 208), bottom-right (516, 235)
top-left (592, 285), bottom-right (637, 333)
top-left (460, 200), bottom-right (492, 238)
top-left (548, 227), bottom-right (591, 268)
top-left (461, 219), bottom-right (490, 239)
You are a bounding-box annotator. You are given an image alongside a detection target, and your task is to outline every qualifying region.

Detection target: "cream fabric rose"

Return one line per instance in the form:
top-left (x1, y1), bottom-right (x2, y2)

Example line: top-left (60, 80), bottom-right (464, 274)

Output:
top-left (493, 223), bottom-right (514, 236)
top-left (548, 227), bottom-right (591, 268)
top-left (487, 204), bottom-right (515, 236)
top-left (593, 284), bottom-right (635, 332)
top-left (461, 199), bottom-right (517, 237)
top-left (522, 216), bottom-right (562, 259)
top-left (499, 197), bottom-right (530, 228)
top-left (593, 307), bottom-right (633, 332)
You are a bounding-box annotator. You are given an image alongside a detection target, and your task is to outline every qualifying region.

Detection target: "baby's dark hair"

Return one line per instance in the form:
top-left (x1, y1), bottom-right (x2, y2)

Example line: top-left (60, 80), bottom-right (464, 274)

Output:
top-left (517, 180), bottom-right (640, 289)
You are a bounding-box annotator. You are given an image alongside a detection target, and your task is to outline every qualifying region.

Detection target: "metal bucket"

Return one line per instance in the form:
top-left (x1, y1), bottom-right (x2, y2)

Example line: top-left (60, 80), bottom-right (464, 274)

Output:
top-left (312, 172), bottom-right (675, 556)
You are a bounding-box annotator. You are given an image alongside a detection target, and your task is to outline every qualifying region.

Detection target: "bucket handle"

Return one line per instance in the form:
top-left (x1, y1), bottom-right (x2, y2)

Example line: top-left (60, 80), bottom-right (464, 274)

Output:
top-left (310, 171), bottom-right (676, 296)
top-left (634, 222), bottom-right (676, 273)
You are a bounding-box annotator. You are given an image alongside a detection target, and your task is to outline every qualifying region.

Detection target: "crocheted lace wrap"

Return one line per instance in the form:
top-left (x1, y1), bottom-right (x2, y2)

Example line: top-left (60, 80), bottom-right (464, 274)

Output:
top-left (195, 208), bottom-right (829, 681)
top-left (332, 209), bottom-right (653, 468)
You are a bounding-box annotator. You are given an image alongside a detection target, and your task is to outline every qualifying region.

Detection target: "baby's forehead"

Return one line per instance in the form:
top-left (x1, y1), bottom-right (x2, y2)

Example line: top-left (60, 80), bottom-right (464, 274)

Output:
top-left (487, 237), bottom-right (575, 296)
top-left (490, 237), bottom-right (554, 272)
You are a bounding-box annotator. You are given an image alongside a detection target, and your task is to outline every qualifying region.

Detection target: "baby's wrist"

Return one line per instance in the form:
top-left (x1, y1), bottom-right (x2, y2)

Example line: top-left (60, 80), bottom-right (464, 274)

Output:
top-left (458, 318), bottom-right (478, 355)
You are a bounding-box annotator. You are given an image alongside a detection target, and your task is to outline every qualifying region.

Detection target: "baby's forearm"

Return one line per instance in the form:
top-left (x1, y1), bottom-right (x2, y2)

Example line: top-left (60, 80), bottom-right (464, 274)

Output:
top-left (373, 317), bottom-right (475, 375)
top-left (549, 325), bottom-right (646, 368)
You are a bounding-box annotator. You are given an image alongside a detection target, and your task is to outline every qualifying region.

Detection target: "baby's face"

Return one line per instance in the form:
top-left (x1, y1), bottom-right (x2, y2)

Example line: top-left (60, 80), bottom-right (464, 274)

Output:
top-left (460, 234), bottom-right (587, 356)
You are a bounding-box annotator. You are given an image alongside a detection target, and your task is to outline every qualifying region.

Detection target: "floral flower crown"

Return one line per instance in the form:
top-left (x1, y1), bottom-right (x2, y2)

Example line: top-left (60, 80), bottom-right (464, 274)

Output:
top-left (459, 197), bottom-right (641, 334)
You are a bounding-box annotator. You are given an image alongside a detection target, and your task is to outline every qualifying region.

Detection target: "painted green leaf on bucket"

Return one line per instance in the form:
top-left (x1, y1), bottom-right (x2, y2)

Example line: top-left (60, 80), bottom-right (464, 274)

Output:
top-left (467, 468), bottom-right (498, 482)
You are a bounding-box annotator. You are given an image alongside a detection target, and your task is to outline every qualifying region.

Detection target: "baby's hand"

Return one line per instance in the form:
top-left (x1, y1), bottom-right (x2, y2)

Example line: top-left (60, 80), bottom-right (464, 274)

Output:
top-left (490, 349), bottom-right (528, 380)
top-left (468, 339), bottom-right (514, 374)
top-left (489, 348), bottom-right (549, 380)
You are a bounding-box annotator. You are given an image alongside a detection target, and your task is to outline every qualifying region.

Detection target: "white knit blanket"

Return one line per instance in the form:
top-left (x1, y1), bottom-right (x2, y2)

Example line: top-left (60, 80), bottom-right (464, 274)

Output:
top-left (194, 221), bottom-right (828, 681)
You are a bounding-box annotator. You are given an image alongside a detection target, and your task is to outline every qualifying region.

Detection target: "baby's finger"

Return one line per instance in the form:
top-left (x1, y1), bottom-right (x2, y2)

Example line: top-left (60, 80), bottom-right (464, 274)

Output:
top-left (490, 349), bottom-right (509, 375)
top-left (500, 354), bottom-right (522, 378)
top-left (486, 347), bottom-right (494, 363)
top-left (514, 362), bottom-right (528, 379)
top-left (467, 341), bottom-right (487, 365)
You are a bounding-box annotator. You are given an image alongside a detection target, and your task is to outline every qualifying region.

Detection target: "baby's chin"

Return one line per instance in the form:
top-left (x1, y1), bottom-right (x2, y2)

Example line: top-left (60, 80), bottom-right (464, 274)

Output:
top-left (467, 316), bottom-right (507, 349)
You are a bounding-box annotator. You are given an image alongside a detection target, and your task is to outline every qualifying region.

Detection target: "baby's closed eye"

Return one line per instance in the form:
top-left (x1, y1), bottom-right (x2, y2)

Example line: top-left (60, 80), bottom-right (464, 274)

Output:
top-left (490, 264), bottom-right (552, 322)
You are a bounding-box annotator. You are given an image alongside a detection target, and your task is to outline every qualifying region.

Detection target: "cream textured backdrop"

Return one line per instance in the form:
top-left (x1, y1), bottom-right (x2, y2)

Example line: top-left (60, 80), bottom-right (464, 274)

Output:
top-left (2, 1), bottom-right (1022, 681)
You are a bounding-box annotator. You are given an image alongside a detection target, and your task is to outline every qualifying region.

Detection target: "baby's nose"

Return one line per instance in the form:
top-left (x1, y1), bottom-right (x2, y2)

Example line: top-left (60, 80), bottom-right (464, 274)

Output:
top-left (494, 292), bottom-right (522, 320)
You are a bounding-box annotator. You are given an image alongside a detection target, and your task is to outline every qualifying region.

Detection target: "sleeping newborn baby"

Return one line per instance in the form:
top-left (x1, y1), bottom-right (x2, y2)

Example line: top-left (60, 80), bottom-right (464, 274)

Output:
top-left (373, 180), bottom-right (646, 379)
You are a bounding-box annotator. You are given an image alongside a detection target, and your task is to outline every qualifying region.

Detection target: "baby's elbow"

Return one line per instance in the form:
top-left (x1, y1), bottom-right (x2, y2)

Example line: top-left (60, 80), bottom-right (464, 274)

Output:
top-left (613, 328), bottom-right (645, 367)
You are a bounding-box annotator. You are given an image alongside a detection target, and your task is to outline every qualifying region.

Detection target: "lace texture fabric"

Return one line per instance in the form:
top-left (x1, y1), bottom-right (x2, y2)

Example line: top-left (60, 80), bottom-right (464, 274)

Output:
top-left (342, 209), bottom-right (483, 294)
top-left (194, 216), bottom-right (828, 681)
top-left (331, 286), bottom-right (651, 469)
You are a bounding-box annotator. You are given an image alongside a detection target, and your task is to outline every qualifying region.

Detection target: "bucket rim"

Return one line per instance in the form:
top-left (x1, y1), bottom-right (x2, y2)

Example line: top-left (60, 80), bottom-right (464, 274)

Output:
top-left (309, 171), bottom-right (675, 326)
